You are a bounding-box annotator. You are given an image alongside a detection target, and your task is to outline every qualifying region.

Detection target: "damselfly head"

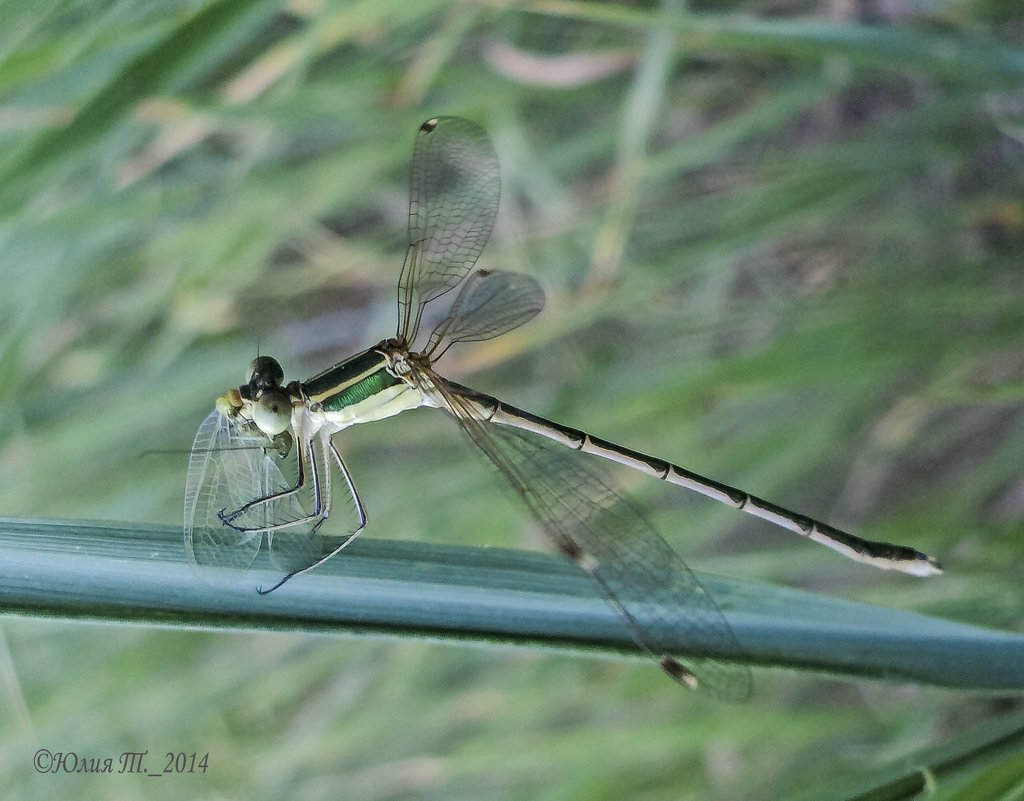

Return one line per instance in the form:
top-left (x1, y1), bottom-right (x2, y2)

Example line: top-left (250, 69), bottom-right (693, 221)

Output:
top-left (246, 356), bottom-right (285, 392)
top-left (251, 387), bottom-right (292, 437)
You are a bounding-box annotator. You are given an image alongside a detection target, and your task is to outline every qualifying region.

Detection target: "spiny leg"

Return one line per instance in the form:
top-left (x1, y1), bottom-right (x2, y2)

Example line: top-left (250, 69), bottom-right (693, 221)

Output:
top-left (218, 434), bottom-right (329, 533)
top-left (257, 437), bottom-right (369, 594)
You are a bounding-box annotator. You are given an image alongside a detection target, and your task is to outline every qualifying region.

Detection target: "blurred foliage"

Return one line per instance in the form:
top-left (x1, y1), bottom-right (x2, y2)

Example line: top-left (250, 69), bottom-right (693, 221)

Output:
top-left (0, 0), bottom-right (1022, 799)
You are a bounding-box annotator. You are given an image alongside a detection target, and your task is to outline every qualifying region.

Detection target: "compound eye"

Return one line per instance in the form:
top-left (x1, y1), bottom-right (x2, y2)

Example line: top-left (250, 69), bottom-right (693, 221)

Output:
top-left (246, 356), bottom-right (285, 389)
top-left (252, 388), bottom-right (292, 436)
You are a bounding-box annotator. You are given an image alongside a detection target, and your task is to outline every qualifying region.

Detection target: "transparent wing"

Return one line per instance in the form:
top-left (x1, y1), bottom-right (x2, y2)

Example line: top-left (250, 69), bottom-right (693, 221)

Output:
top-left (425, 269), bottom-right (545, 356)
top-left (185, 410), bottom-right (272, 574)
top-left (434, 380), bottom-right (752, 701)
top-left (397, 116), bottom-right (501, 345)
top-left (185, 412), bottom-right (355, 587)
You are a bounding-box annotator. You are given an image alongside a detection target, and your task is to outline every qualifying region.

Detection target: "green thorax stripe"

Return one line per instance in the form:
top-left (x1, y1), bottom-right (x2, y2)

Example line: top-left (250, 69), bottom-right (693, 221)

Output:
top-left (301, 348), bottom-right (399, 412)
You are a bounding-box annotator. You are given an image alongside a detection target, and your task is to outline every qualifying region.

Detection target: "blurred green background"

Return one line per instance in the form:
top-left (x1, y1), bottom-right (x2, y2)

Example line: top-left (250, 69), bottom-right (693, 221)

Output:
top-left (1, 0), bottom-right (1023, 798)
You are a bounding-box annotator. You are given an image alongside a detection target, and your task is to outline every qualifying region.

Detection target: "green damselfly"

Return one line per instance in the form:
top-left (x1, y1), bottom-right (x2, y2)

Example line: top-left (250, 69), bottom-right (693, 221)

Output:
top-left (186, 117), bottom-right (941, 698)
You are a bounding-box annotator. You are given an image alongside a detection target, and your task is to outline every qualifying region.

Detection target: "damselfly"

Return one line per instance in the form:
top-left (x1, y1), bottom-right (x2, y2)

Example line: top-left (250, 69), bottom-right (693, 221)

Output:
top-left (185, 117), bottom-right (941, 698)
